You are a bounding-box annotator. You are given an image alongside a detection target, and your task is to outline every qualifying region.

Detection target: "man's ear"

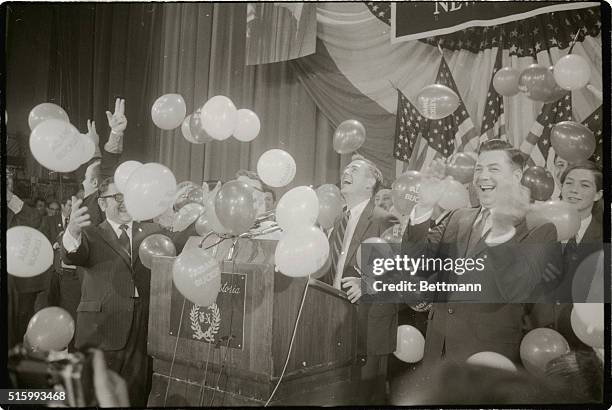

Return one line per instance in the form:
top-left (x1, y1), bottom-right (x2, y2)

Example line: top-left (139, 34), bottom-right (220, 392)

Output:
top-left (512, 168), bottom-right (523, 183)
top-left (594, 190), bottom-right (603, 202)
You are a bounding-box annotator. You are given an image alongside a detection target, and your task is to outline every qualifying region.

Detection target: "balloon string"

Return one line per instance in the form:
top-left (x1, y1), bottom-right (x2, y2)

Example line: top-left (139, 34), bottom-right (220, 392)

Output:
top-left (163, 296), bottom-right (186, 406)
top-left (264, 278), bottom-right (310, 407)
top-left (198, 341), bottom-right (213, 405)
top-left (568, 29), bottom-right (582, 54)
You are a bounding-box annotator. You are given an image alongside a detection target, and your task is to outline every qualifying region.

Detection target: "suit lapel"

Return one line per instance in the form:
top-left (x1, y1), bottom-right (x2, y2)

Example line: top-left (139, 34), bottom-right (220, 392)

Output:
top-left (345, 200), bottom-right (375, 267)
top-left (459, 208), bottom-right (480, 257)
top-left (581, 218), bottom-right (602, 243)
top-left (467, 217), bottom-right (529, 258)
top-left (98, 220), bottom-right (132, 269)
top-left (131, 222), bottom-right (148, 266)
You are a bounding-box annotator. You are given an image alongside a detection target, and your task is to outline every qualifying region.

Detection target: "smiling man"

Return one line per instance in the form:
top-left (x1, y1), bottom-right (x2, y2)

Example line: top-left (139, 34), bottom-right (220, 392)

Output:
top-left (402, 146), bottom-right (559, 365)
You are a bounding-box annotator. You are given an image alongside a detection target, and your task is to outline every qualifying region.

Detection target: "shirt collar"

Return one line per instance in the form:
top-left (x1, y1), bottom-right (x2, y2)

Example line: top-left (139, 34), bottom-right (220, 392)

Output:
top-left (349, 198), bottom-right (370, 217)
top-left (106, 219), bottom-right (133, 237)
top-left (576, 214), bottom-right (592, 243)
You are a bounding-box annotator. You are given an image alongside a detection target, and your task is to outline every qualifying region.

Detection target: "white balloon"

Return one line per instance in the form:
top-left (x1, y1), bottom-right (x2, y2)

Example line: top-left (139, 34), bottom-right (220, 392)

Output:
top-left (7, 226), bottom-right (54, 277)
top-left (275, 227), bottom-right (329, 277)
top-left (29, 119), bottom-right (84, 172)
top-left (394, 325), bottom-right (425, 363)
top-left (151, 93), bottom-right (187, 130)
top-left (114, 160), bottom-right (143, 193)
top-left (181, 114), bottom-right (197, 143)
top-left (200, 95), bottom-right (237, 140)
top-left (233, 109), bottom-right (261, 142)
top-left (275, 186), bottom-right (319, 233)
top-left (28, 103), bottom-right (69, 131)
top-left (79, 133), bottom-right (96, 165)
top-left (124, 163), bottom-right (177, 221)
top-left (257, 149), bottom-right (296, 188)
top-left (466, 351), bottom-right (517, 372)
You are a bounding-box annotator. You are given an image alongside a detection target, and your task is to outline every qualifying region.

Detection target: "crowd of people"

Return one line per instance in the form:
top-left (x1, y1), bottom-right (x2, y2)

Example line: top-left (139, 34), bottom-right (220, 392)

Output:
top-left (6, 97), bottom-right (604, 406)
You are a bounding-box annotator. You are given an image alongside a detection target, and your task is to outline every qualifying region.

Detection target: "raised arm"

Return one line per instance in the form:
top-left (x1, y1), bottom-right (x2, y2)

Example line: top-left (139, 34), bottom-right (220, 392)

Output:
top-left (61, 197), bottom-right (92, 266)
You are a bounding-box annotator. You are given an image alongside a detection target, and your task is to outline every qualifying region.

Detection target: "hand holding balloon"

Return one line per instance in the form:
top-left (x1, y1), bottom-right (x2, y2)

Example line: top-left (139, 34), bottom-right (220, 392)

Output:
top-left (67, 197), bottom-right (91, 240)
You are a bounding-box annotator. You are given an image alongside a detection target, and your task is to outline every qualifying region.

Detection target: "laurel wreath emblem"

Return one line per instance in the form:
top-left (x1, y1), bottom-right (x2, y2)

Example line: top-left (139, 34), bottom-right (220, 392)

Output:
top-left (189, 303), bottom-right (221, 342)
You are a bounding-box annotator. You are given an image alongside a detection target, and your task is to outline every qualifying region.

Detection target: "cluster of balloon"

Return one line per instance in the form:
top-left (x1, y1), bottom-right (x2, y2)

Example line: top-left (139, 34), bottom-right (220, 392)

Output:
top-left (520, 328), bottom-right (570, 375)
top-left (445, 152), bottom-right (476, 184)
top-left (553, 54), bottom-right (591, 91)
top-left (114, 160), bottom-right (143, 193)
top-left (25, 307), bottom-right (75, 352)
top-left (203, 183), bottom-right (231, 235)
top-left (466, 351), bottom-right (517, 372)
top-left (521, 166), bottom-right (554, 201)
top-left (123, 163), bottom-right (177, 221)
top-left (316, 184), bottom-right (343, 229)
top-left (550, 121), bottom-right (596, 163)
top-left (7, 226), bottom-right (54, 278)
top-left (518, 64), bottom-right (567, 103)
top-left (173, 202), bottom-right (206, 232)
top-left (391, 171), bottom-right (422, 215)
top-left (172, 248), bottom-right (221, 307)
top-left (526, 200), bottom-right (580, 242)
top-left (214, 180), bottom-right (258, 235)
top-left (493, 67), bottom-right (521, 96)
top-left (257, 149), bottom-right (296, 188)
top-left (416, 84), bottom-right (460, 120)
top-left (187, 109), bottom-right (214, 144)
top-left (151, 94), bottom-right (187, 130)
top-left (30, 116), bottom-right (96, 173)
top-left (138, 234), bottom-right (177, 269)
top-left (394, 325), bottom-right (425, 363)
top-left (333, 120), bottom-right (366, 154)
top-left (570, 303), bottom-right (603, 348)
top-left (438, 178), bottom-right (470, 211)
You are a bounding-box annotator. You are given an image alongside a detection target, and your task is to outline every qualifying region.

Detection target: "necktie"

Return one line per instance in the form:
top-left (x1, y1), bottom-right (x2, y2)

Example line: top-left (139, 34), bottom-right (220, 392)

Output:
top-left (563, 236), bottom-right (578, 257)
top-left (330, 209), bottom-right (350, 284)
top-left (119, 224), bottom-right (131, 259)
top-left (466, 209), bottom-right (490, 255)
top-left (64, 217), bottom-right (69, 229)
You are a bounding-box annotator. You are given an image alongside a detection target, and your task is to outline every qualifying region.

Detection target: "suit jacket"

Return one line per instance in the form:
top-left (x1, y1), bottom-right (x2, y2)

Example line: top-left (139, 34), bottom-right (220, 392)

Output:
top-left (402, 207), bottom-right (558, 364)
top-left (322, 199), bottom-right (398, 356)
top-left (61, 220), bottom-right (193, 351)
top-left (83, 192), bottom-right (104, 226)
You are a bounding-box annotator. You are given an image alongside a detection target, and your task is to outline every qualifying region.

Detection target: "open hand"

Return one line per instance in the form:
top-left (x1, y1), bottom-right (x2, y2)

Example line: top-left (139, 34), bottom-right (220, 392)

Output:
top-left (67, 196), bottom-right (91, 239)
top-left (106, 98), bottom-right (127, 134)
top-left (341, 276), bottom-right (362, 303)
top-left (86, 119), bottom-right (99, 145)
top-left (490, 184), bottom-right (529, 237)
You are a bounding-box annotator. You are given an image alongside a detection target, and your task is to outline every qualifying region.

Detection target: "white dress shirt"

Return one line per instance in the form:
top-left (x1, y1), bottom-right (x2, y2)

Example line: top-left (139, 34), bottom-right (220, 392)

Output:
top-left (566, 214), bottom-right (592, 245)
top-left (333, 198), bottom-right (369, 288)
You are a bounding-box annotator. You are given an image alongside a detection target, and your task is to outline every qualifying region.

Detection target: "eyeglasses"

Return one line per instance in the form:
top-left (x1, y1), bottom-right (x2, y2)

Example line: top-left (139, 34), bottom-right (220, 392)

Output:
top-left (100, 193), bottom-right (124, 202)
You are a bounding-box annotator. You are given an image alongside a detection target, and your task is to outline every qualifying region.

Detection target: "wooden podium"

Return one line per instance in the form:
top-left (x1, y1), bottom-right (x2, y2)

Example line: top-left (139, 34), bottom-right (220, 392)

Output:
top-left (147, 236), bottom-right (361, 406)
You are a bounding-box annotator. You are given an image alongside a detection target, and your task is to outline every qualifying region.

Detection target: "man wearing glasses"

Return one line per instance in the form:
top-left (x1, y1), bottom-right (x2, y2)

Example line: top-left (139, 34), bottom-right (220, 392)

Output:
top-left (61, 177), bottom-right (194, 406)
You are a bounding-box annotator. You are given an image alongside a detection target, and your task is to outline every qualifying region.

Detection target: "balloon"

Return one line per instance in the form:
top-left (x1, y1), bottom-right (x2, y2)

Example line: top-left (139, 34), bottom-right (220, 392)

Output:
top-left (520, 328), bottom-right (570, 375)
top-left (114, 160), bottom-right (143, 193)
top-left (79, 133), bottom-right (96, 164)
top-left (25, 307), bottom-right (75, 352)
top-left (214, 180), bottom-right (258, 235)
top-left (275, 227), bottom-right (329, 277)
top-left (381, 224), bottom-right (403, 244)
top-left (189, 109), bottom-right (214, 144)
top-left (356, 237), bottom-right (392, 270)
top-left (203, 185), bottom-right (231, 235)
top-left (416, 84), bottom-right (460, 120)
top-left (181, 115), bottom-right (197, 143)
top-left (438, 179), bottom-right (469, 211)
top-left (445, 152), bottom-right (476, 184)
top-left (233, 109), bottom-right (260, 142)
top-left (317, 190), bottom-right (343, 229)
top-left (151, 93), bottom-right (186, 130)
top-left (30, 119), bottom-right (86, 172)
top-left (187, 187), bottom-right (205, 204)
top-left (391, 171), bottom-right (422, 215)
top-left (173, 203), bottom-right (205, 232)
top-left (195, 213), bottom-right (213, 236)
top-left (526, 200), bottom-right (580, 242)
top-left (553, 54), bottom-right (591, 91)
top-left (333, 120), bottom-right (366, 154)
top-left (174, 181), bottom-right (199, 210)
top-left (573, 251), bottom-right (604, 303)
top-left (7, 226), bottom-right (53, 277)
top-left (521, 166), bottom-right (555, 201)
top-left (316, 183), bottom-right (341, 197)
top-left (518, 64), bottom-right (567, 102)
top-left (466, 351), bottom-right (517, 372)
top-left (394, 325), bottom-right (425, 363)
top-left (276, 186), bottom-right (319, 233)
top-left (257, 149), bottom-right (296, 188)
top-left (138, 234), bottom-right (177, 269)
top-left (570, 305), bottom-right (603, 348)
top-left (124, 163), bottom-right (177, 221)
top-left (551, 121), bottom-right (596, 163)
top-left (493, 67), bottom-right (520, 96)
top-left (200, 95), bottom-right (237, 140)
top-left (173, 248), bottom-right (221, 307)
top-left (28, 103), bottom-right (69, 131)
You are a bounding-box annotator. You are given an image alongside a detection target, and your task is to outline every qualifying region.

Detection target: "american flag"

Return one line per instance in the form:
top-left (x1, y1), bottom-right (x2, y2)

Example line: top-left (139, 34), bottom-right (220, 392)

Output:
top-left (583, 105), bottom-right (602, 166)
top-left (393, 90), bottom-right (427, 168)
top-left (480, 48), bottom-right (507, 144)
top-left (519, 93), bottom-right (572, 167)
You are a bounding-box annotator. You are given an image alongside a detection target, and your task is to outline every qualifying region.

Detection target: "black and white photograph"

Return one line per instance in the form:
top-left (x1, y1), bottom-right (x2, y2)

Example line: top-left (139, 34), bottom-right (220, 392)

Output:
top-left (3, 1), bottom-right (610, 408)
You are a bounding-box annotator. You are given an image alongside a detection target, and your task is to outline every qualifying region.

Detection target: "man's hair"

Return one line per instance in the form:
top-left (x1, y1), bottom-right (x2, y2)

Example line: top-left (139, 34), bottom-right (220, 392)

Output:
top-left (479, 146), bottom-right (526, 171)
top-left (85, 160), bottom-right (102, 186)
top-left (34, 197), bottom-right (46, 205)
top-left (47, 199), bottom-right (60, 209)
top-left (560, 161), bottom-right (602, 191)
top-left (349, 154), bottom-right (384, 193)
top-left (478, 139), bottom-right (513, 153)
top-left (98, 177), bottom-right (114, 195)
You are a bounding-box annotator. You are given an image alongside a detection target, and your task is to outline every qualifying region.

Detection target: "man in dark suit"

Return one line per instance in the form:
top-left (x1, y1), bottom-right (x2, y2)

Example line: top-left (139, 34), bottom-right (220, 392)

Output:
top-left (402, 147), bottom-right (559, 365)
top-left (321, 155), bottom-right (397, 404)
top-left (7, 171), bottom-right (46, 348)
top-left (61, 177), bottom-right (192, 406)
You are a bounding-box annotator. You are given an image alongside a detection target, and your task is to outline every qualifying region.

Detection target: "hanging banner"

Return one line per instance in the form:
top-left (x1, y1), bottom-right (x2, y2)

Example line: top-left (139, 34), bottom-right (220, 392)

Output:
top-left (391, 2), bottom-right (600, 43)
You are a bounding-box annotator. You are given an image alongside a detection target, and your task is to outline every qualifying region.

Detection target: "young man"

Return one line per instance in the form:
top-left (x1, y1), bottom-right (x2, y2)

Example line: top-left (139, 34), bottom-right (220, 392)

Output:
top-left (402, 147), bottom-right (559, 365)
top-left (374, 188), bottom-right (393, 211)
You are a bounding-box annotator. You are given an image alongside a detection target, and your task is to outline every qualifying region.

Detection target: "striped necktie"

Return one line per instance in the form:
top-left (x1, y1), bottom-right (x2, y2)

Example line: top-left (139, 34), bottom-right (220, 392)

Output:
top-left (330, 209), bottom-right (350, 281)
top-left (119, 224), bottom-right (131, 259)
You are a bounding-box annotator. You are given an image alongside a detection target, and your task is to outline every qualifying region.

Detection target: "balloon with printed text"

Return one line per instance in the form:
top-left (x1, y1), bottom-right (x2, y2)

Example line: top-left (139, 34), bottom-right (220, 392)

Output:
top-left (173, 248), bottom-right (221, 307)
top-left (416, 84), bottom-right (460, 120)
top-left (7, 226), bottom-right (54, 277)
top-left (391, 171), bottom-right (422, 215)
top-left (25, 307), bottom-right (75, 352)
top-left (257, 149), bottom-right (297, 188)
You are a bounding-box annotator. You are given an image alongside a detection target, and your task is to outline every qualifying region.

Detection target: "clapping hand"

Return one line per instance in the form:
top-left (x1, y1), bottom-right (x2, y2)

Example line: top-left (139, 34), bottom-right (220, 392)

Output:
top-left (489, 183), bottom-right (530, 237)
top-left (106, 98), bottom-right (127, 134)
top-left (67, 196), bottom-right (91, 239)
top-left (415, 158), bottom-right (446, 214)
